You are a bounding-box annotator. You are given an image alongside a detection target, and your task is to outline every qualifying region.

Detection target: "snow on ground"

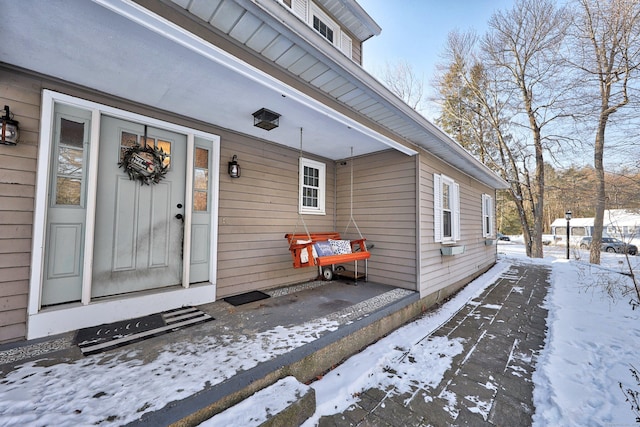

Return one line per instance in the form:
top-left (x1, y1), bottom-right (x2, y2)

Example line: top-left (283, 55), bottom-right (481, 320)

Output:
top-left (300, 260), bottom-right (512, 426)
top-left (500, 240), bottom-right (640, 426)
top-left (1, 241), bottom-right (639, 426)
top-left (298, 241), bottom-right (640, 426)
top-left (0, 319), bottom-right (340, 426)
top-left (202, 376), bottom-right (311, 426)
top-left (528, 250), bottom-right (640, 426)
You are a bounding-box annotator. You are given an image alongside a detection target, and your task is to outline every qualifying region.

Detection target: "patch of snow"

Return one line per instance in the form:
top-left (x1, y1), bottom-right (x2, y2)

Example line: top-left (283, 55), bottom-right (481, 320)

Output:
top-left (0, 319), bottom-right (339, 426)
top-left (465, 394), bottom-right (493, 420)
top-left (200, 377), bottom-right (309, 426)
top-left (532, 256), bottom-right (640, 426)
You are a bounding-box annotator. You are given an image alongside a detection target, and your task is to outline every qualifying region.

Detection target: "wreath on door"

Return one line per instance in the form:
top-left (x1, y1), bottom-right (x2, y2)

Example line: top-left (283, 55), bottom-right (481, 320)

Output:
top-left (119, 144), bottom-right (169, 185)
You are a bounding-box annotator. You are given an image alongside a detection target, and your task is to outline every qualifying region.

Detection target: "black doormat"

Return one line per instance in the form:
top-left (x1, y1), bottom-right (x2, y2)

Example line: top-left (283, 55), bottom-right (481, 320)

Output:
top-left (223, 290), bottom-right (270, 306)
top-left (75, 306), bottom-right (214, 356)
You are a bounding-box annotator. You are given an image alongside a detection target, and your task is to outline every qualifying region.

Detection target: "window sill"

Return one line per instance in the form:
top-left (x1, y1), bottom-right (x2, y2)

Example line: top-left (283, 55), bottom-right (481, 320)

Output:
top-left (299, 210), bottom-right (326, 216)
top-left (484, 239), bottom-right (496, 246)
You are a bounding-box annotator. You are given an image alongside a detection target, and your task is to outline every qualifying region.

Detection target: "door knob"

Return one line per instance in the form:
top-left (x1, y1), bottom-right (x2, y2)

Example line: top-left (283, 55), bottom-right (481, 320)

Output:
top-left (175, 213), bottom-right (183, 220)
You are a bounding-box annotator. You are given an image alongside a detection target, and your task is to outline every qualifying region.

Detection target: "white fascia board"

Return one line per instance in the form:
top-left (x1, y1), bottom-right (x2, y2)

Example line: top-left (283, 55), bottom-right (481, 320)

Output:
top-left (92, 0), bottom-right (417, 157)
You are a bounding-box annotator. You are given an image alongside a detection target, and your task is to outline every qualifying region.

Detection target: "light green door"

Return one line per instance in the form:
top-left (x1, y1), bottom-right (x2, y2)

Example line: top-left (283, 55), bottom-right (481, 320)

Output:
top-left (91, 116), bottom-right (187, 298)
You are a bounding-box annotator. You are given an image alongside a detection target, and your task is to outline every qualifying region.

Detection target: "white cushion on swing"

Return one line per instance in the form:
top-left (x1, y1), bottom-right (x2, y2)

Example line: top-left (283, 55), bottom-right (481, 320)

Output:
top-left (297, 240), bottom-right (318, 263)
top-left (329, 239), bottom-right (352, 255)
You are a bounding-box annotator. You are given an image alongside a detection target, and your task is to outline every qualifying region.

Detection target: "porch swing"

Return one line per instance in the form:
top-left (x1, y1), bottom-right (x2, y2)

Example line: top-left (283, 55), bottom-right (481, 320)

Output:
top-left (285, 129), bottom-right (371, 282)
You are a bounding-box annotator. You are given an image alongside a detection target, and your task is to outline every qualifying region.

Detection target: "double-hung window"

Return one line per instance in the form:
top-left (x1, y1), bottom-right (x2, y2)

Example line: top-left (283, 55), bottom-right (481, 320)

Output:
top-left (300, 157), bottom-right (326, 215)
top-left (434, 174), bottom-right (460, 242)
top-left (482, 194), bottom-right (494, 237)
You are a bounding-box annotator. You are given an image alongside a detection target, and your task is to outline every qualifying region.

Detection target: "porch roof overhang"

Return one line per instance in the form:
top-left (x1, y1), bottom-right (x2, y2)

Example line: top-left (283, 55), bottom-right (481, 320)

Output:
top-left (2, 0), bottom-right (507, 189)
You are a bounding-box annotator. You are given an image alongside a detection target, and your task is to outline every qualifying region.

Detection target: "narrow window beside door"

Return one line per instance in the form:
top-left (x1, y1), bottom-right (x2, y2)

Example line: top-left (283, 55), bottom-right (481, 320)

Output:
top-left (194, 147), bottom-right (209, 211)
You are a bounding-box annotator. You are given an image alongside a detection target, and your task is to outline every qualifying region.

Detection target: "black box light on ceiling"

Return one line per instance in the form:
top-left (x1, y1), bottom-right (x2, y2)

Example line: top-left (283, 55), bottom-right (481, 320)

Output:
top-left (252, 108), bottom-right (280, 131)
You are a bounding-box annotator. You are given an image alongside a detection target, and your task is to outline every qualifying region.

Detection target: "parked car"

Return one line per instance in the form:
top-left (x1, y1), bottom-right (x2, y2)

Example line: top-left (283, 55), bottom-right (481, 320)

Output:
top-left (579, 236), bottom-right (638, 255)
top-left (497, 232), bottom-right (510, 241)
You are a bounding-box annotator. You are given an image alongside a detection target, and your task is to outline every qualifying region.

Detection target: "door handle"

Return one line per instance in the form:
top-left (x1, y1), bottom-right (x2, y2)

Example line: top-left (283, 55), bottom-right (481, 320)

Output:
top-left (175, 213), bottom-right (183, 220)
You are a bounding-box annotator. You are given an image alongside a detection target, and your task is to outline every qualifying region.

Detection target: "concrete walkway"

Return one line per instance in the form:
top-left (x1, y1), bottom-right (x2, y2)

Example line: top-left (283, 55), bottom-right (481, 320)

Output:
top-left (318, 262), bottom-right (551, 426)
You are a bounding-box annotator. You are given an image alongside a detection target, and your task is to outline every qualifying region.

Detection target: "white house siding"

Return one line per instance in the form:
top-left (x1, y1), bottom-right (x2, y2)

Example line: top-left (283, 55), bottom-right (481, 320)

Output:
top-left (418, 151), bottom-right (496, 300)
top-left (335, 150), bottom-right (417, 289)
top-left (0, 69), bottom-right (40, 343)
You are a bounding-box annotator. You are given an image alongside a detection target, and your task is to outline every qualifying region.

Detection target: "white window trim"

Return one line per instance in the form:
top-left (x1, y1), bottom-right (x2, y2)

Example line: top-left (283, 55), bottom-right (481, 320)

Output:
top-left (434, 173), bottom-right (460, 243)
top-left (482, 193), bottom-right (495, 238)
top-left (299, 157), bottom-right (326, 215)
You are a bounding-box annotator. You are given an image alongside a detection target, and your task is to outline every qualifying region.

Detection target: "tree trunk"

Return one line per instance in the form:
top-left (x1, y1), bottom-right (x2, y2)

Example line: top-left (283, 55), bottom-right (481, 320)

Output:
top-left (590, 113), bottom-right (608, 265)
top-left (532, 128), bottom-right (545, 258)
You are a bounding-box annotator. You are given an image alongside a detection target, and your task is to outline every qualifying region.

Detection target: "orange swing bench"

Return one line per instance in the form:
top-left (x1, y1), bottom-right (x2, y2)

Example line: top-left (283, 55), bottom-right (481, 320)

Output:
top-left (284, 232), bottom-right (370, 281)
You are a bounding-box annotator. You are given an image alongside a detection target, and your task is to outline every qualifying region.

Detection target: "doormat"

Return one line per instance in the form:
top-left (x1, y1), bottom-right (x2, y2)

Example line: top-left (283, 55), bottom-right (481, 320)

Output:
top-left (223, 290), bottom-right (270, 306)
top-left (76, 306), bottom-right (214, 356)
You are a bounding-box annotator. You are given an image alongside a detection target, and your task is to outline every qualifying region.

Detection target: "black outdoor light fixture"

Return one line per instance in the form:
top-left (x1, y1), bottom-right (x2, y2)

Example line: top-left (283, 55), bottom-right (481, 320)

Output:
top-left (1, 105), bottom-right (19, 145)
top-left (565, 210), bottom-right (572, 260)
top-left (252, 108), bottom-right (280, 131)
top-left (228, 155), bottom-right (241, 178)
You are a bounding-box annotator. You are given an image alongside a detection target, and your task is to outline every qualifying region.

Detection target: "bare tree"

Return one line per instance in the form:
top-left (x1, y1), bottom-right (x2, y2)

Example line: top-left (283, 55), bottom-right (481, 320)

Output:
top-left (482, 0), bottom-right (572, 258)
top-left (433, 0), bottom-right (571, 257)
top-left (379, 59), bottom-right (426, 111)
top-left (567, 0), bottom-right (640, 264)
top-left (434, 31), bottom-right (540, 256)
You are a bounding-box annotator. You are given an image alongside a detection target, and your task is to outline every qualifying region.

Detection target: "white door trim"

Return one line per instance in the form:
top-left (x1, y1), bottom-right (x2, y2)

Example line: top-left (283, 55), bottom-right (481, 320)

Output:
top-left (182, 133), bottom-right (195, 288)
top-left (28, 90), bottom-right (220, 339)
top-left (82, 109), bottom-right (101, 305)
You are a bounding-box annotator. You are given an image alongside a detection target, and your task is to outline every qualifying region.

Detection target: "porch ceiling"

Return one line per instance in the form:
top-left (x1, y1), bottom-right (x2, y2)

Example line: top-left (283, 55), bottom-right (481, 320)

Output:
top-left (3, 0), bottom-right (404, 161)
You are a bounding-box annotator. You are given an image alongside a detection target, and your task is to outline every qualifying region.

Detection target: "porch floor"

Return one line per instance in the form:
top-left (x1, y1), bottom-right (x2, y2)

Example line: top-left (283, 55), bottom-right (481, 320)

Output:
top-left (0, 279), bottom-right (418, 425)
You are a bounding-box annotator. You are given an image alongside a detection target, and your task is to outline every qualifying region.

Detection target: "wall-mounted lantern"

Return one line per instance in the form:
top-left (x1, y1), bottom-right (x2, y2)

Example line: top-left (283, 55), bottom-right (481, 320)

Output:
top-left (1, 105), bottom-right (19, 145)
top-left (252, 108), bottom-right (280, 131)
top-left (228, 155), bottom-right (241, 178)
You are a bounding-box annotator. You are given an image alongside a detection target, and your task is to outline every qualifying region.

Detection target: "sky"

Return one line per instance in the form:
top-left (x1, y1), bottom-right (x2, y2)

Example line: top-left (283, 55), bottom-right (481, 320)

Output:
top-left (357, 0), bottom-right (516, 120)
top-left (1, 242), bottom-right (638, 426)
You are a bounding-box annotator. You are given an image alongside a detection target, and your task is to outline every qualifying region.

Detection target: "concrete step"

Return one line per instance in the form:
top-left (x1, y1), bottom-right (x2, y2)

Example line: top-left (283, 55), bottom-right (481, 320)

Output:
top-left (201, 377), bottom-right (315, 427)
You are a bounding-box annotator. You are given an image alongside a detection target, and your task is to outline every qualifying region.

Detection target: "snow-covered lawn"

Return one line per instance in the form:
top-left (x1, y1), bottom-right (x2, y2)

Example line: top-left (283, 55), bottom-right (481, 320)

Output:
top-left (528, 247), bottom-right (640, 426)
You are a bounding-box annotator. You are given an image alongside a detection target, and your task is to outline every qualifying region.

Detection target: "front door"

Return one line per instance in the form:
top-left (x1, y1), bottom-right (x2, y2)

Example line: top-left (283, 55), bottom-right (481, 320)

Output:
top-left (91, 116), bottom-right (187, 298)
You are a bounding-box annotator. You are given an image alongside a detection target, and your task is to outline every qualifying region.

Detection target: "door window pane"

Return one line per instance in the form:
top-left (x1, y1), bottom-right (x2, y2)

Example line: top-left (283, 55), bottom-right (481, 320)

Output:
top-left (156, 139), bottom-right (171, 168)
top-left (55, 117), bottom-right (86, 206)
top-left (193, 147), bottom-right (209, 211)
top-left (120, 132), bottom-right (171, 169)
